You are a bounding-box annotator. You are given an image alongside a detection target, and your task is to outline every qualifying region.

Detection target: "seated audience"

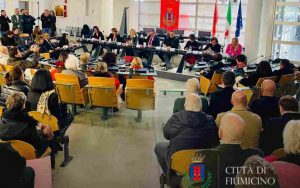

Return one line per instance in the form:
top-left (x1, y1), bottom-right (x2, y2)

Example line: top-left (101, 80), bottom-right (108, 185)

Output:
top-left (235, 156), bottom-right (280, 188)
top-left (216, 91), bottom-right (262, 149)
top-left (35, 35), bottom-right (54, 53)
top-left (58, 33), bottom-right (69, 48)
top-left (158, 30), bottom-right (180, 70)
top-left (79, 52), bottom-right (90, 70)
top-left (93, 61), bottom-right (121, 90)
top-left (236, 54), bottom-right (247, 69)
top-left (205, 71), bottom-right (236, 118)
top-left (154, 93), bottom-right (219, 173)
top-left (32, 25), bottom-right (42, 39)
top-left (7, 45), bottom-right (39, 70)
top-left (0, 142), bottom-right (35, 188)
top-left (130, 57), bottom-right (154, 80)
top-left (55, 51), bottom-right (68, 68)
top-left (102, 52), bottom-right (117, 67)
top-left (173, 78), bottom-right (208, 113)
top-left (250, 79), bottom-right (280, 124)
top-left (27, 69), bottom-right (73, 130)
top-left (260, 96), bottom-right (300, 155)
top-left (0, 93), bottom-right (54, 160)
top-left (194, 113), bottom-right (263, 187)
top-left (62, 55), bottom-right (88, 88)
top-left (184, 34), bottom-right (200, 68)
top-left (203, 37), bottom-right (221, 54)
top-left (203, 53), bottom-right (224, 79)
top-left (0, 66), bottom-right (29, 106)
top-left (278, 120), bottom-right (300, 166)
top-left (0, 46), bottom-right (9, 65)
top-left (273, 59), bottom-right (294, 82)
top-left (225, 37), bottom-right (243, 57)
top-left (1, 31), bottom-right (17, 46)
top-left (240, 60), bottom-right (273, 87)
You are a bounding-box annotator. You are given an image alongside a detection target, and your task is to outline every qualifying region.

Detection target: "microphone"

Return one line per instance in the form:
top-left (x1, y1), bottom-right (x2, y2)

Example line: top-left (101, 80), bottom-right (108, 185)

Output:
top-left (263, 51), bottom-right (287, 62)
top-left (247, 54), bottom-right (264, 65)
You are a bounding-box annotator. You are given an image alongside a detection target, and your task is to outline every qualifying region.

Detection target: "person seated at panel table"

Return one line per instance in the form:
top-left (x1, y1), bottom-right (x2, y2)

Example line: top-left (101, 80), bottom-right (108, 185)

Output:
top-left (0, 46), bottom-right (9, 65)
top-left (202, 37), bottom-right (221, 62)
top-left (62, 54), bottom-right (88, 88)
top-left (7, 45), bottom-right (40, 70)
top-left (90, 26), bottom-right (104, 55)
top-left (58, 33), bottom-right (70, 48)
top-left (139, 29), bottom-right (160, 67)
top-left (0, 92), bottom-right (56, 169)
top-left (121, 29), bottom-right (138, 60)
top-left (32, 25), bottom-right (42, 39)
top-left (0, 142), bottom-right (35, 188)
top-left (273, 59), bottom-right (295, 82)
top-left (27, 69), bottom-right (74, 131)
top-left (202, 53), bottom-right (224, 80)
top-left (106, 28), bottom-right (122, 42)
top-left (1, 31), bottom-right (17, 46)
top-left (81, 24), bottom-right (91, 39)
top-left (158, 30), bottom-right (180, 71)
top-left (184, 34), bottom-right (200, 70)
top-left (154, 93), bottom-right (219, 174)
top-left (225, 37), bottom-right (243, 58)
top-left (0, 66), bottom-right (30, 107)
top-left (239, 60), bottom-right (273, 87)
top-left (204, 71), bottom-right (236, 119)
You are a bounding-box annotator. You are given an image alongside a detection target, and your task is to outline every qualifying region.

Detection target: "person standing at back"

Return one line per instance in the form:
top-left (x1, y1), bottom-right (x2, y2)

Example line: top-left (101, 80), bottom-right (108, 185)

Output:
top-left (41, 9), bottom-right (53, 34)
top-left (22, 10), bottom-right (35, 36)
top-left (0, 10), bottom-right (11, 37)
top-left (11, 8), bottom-right (23, 32)
top-left (49, 10), bottom-right (56, 37)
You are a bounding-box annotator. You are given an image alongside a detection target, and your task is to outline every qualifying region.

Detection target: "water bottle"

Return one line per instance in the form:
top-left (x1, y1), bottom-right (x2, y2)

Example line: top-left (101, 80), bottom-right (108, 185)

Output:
top-left (189, 46), bottom-right (192, 52)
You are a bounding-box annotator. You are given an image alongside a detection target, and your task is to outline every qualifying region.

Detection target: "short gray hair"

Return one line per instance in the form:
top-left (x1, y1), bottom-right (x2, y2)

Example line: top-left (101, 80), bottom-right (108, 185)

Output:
top-left (184, 93), bottom-right (202, 112)
top-left (65, 55), bottom-right (80, 71)
top-left (186, 78), bottom-right (200, 94)
top-left (283, 120), bottom-right (300, 154)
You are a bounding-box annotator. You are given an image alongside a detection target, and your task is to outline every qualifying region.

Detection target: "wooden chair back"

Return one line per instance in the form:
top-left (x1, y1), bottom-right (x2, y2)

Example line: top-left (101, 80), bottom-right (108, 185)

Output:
top-left (54, 73), bottom-right (89, 105)
top-left (9, 140), bottom-right (37, 160)
top-left (125, 79), bottom-right (155, 110)
top-left (200, 76), bottom-right (211, 96)
top-left (170, 149), bottom-right (197, 174)
top-left (87, 77), bottom-right (118, 108)
top-left (28, 111), bottom-right (59, 132)
top-left (209, 72), bottom-right (223, 93)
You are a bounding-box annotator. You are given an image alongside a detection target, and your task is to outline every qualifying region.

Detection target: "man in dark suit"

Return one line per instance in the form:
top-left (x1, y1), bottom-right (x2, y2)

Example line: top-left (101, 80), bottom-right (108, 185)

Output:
top-left (142, 30), bottom-right (160, 67)
top-left (273, 59), bottom-right (294, 82)
top-left (260, 95), bottom-right (300, 155)
top-left (193, 113), bottom-right (263, 188)
top-left (154, 93), bottom-right (219, 173)
top-left (0, 142), bottom-right (35, 188)
top-left (205, 71), bottom-right (236, 118)
top-left (158, 30), bottom-right (180, 70)
top-left (250, 79), bottom-right (280, 125)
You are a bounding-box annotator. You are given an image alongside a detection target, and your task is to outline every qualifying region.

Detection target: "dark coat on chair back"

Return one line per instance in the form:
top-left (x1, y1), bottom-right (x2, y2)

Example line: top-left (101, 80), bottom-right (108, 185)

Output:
top-left (260, 112), bottom-right (300, 155)
top-left (195, 144), bottom-right (263, 188)
top-left (250, 96), bottom-right (280, 125)
top-left (273, 66), bottom-right (294, 83)
top-left (205, 86), bottom-right (235, 118)
top-left (163, 111), bottom-right (219, 155)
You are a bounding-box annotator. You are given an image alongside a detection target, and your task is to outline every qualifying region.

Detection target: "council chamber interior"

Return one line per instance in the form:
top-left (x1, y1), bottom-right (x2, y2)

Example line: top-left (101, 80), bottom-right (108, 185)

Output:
top-left (0, 0), bottom-right (300, 188)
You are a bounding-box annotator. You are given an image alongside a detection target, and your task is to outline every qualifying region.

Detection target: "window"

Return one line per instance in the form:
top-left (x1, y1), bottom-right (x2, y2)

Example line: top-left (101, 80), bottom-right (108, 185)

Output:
top-left (272, 0), bottom-right (300, 62)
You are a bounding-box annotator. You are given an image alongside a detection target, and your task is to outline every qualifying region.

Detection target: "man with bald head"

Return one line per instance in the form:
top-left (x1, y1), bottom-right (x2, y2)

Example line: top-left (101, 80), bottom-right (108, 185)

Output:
top-left (193, 113), bottom-right (263, 187)
top-left (216, 91), bottom-right (262, 148)
top-left (154, 93), bottom-right (219, 174)
top-left (250, 79), bottom-right (280, 125)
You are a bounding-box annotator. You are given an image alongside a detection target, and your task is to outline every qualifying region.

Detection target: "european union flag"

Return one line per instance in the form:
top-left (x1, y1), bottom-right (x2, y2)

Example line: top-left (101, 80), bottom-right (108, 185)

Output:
top-left (235, 0), bottom-right (243, 37)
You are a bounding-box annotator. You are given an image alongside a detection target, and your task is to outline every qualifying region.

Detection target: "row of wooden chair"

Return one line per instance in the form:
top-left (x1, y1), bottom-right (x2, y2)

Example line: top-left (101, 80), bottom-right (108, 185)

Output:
top-left (54, 73), bottom-right (155, 121)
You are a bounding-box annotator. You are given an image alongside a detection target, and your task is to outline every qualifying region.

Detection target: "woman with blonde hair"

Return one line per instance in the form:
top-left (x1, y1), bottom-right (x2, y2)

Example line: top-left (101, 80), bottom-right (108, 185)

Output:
top-left (130, 57), bottom-right (143, 70)
top-left (79, 52), bottom-right (90, 70)
top-left (225, 37), bottom-right (242, 57)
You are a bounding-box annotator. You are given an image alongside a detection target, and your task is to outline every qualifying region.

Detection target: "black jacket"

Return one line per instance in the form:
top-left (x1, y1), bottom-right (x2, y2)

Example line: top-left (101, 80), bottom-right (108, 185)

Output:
top-left (279, 154), bottom-right (300, 166)
top-left (0, 142), bottom-right (27, 188)
top-left (250, 96), bottom-right (280, 124)
top-left (163, 36), bottom-right (179, 49)
top-left (273, 66), bottom-right (294, 82)
top-left (39, 39), bottom-right (54, 53)
top-left (240, 71), bottom-right (274, 87)
top-left (145, 36), bottom-right (160, 47)
top-left (106, 33), bottom-right (123, 42)
top-left (40, 14), bottom-right (53, 28)
top-left (27, 91), bottom-right (63, 123)
top-left (164, 111), bottom-right (219, 155)
top-left (184, 41), bottom-right (200, 51)
top-left (58, 38), bottom-right (69, 48)
top-left (203, 62), bottom-right (224, 80)
top-left (0, 80), bottom-right (30, 107)
top-left (205, 86), bottom-right (235, 118)
top-left (195, 144), bottom-right (263, 188)
top-left (203, 43), bottom-right (221, 53)
top-left (91, 31), bottom-right (104, 41)
top-left (7, 51), bottom-right (39, 70)
top-left (1, 36), bottom-right (17, 46)
top-left (0, 109), bottom-right (42, 151)
top-left (22, 15), bottom-right (35, 33)
top-left (260, 113), bottom-right (300, 155)
top-left (0, 15), bottom-right (11, 32)
top-left (127, 35), bottom-right (138, 46)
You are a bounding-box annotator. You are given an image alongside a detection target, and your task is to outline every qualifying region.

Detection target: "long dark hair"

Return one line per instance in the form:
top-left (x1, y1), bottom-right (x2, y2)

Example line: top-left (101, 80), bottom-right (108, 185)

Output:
top-left (30, 69), bottom-right (54, 93)
top-left (93, 26), bottom-right (100, 34)
top-left (257, 61), bottom-right (272, 77)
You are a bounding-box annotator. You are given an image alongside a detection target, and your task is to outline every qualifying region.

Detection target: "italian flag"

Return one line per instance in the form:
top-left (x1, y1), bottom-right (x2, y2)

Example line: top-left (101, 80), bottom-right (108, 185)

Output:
top-left (225, 0), bottom-right (232, 38)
